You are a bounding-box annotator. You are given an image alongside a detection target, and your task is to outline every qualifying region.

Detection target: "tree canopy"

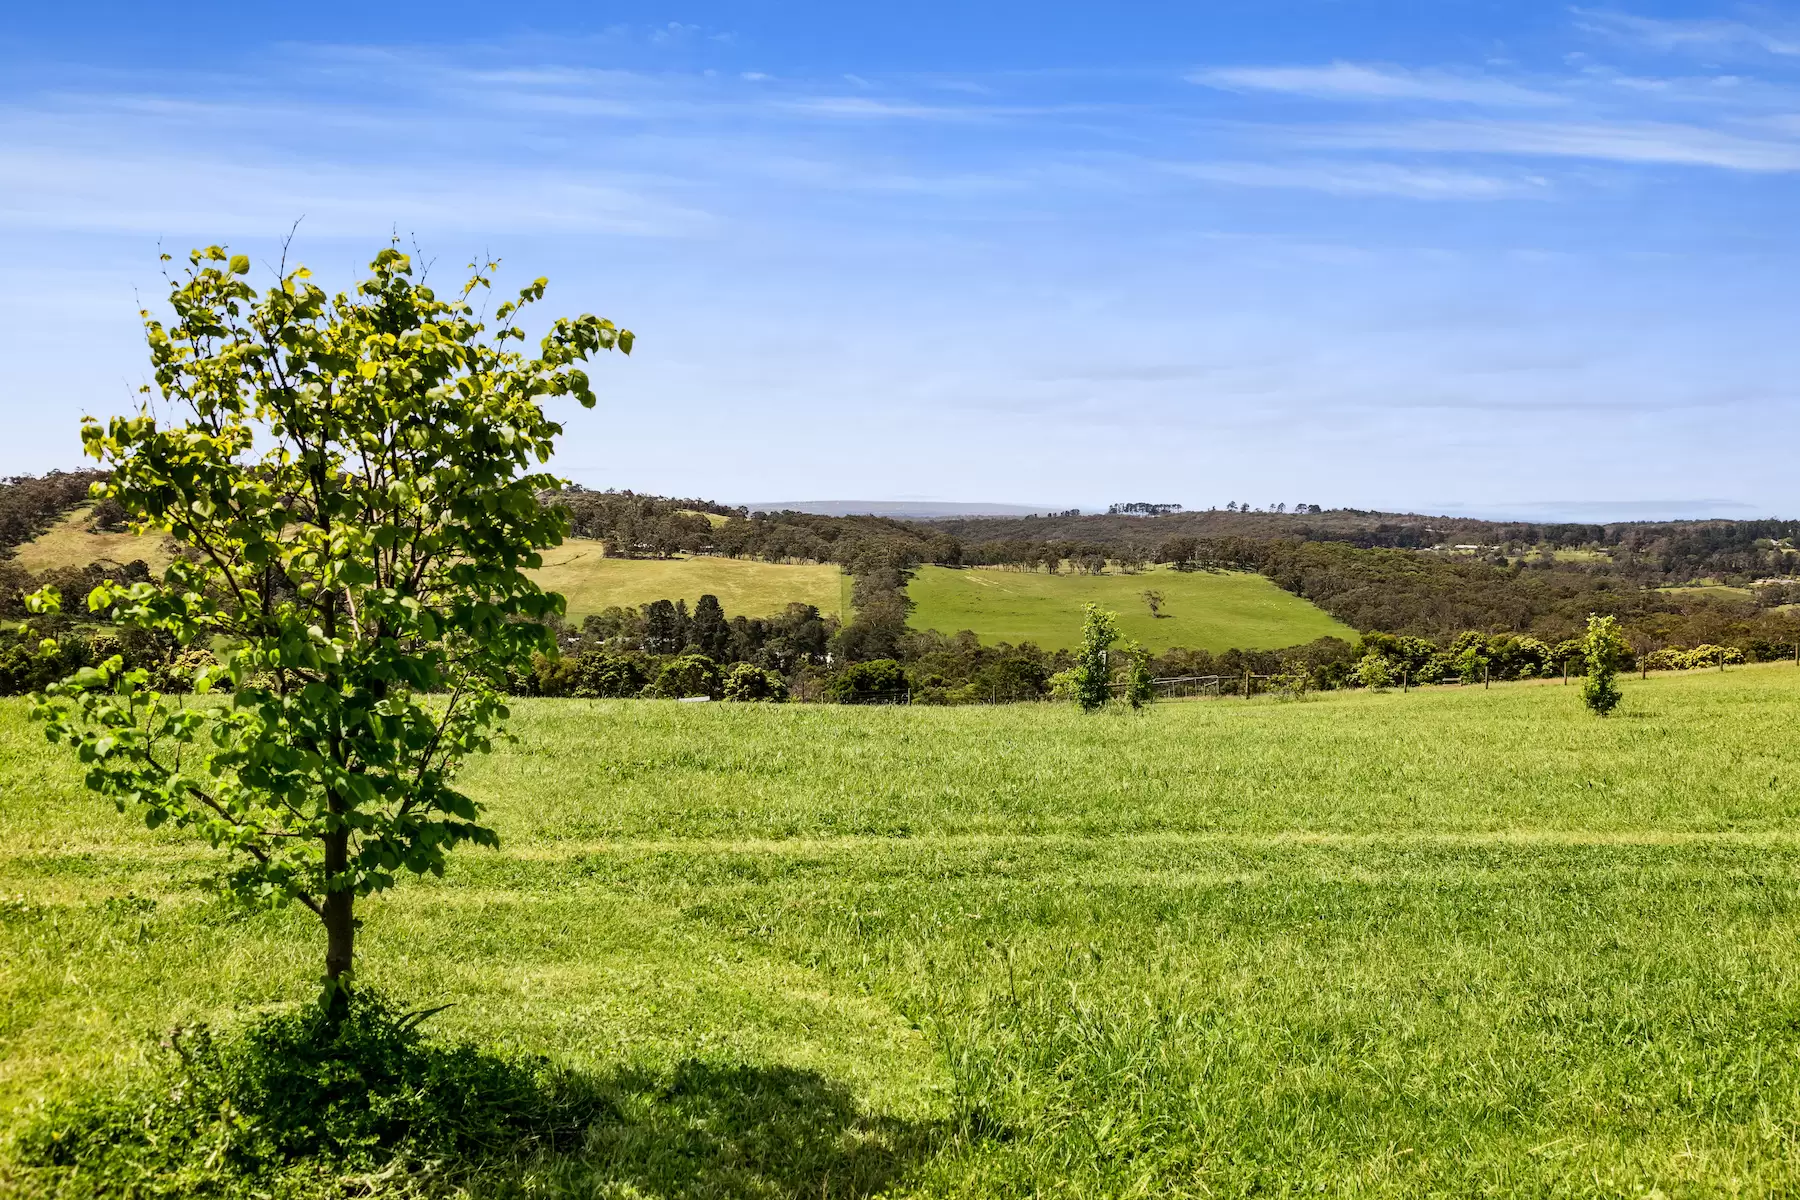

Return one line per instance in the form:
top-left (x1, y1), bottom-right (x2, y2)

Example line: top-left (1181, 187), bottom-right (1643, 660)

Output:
top-left (29, 244), bottom-right (631, 999)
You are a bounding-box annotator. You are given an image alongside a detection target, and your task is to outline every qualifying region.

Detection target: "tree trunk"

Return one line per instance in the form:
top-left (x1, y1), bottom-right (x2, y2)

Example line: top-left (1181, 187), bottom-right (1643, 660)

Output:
top-left (322, 827), bottom-right (355, 1000)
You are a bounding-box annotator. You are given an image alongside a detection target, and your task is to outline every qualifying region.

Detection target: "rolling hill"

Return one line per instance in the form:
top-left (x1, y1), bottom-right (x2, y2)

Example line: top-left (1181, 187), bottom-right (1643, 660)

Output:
top-left (907, 564), bottom-right (1355, 652)
top-left (529, 540), bottom-right (847, 621)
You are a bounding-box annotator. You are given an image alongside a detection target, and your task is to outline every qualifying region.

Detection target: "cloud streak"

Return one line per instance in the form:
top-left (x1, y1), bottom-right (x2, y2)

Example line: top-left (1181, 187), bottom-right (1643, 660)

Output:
top-left (1308, 117), bottom-right (1800, 171)
top-left (1574, 9), bottom-right (1800, 58)
top-left (1190, 61), bottom-right (1565, 107)
top-left (1169, 159), bottom-right (1550, 200)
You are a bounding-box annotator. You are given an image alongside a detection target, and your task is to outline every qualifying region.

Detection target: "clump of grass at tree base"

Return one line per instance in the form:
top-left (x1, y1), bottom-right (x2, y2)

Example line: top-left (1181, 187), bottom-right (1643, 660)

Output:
top-left (12, 990), bottom-right (603, 1197)
top-left (9, 989), bottom-right (941, 1199)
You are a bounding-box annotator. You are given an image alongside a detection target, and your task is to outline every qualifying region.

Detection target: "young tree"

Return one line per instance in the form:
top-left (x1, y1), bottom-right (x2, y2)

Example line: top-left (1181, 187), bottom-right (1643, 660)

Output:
top-left (28, 244), bottom-right (631, 1001)
top-left (1120, 640), bottom-right (1155, 708)
top-left (1142, 589), bottom-right (1166, 618)
top-left (1071, 603), bottom-right (1119, 712)
top-left (1581, 613), bottom-right (1629, 716)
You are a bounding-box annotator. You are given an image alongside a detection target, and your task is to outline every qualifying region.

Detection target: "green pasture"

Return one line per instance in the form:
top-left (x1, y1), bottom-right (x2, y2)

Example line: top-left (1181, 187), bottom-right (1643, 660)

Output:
top-left (527, 539), bottom-right (846, 620)
top-left (908, 563), bottom-right (1354, 651)
top-left (1657, 584), bottom-right (1755, 600)
top-left (11, 508), bottom-right (177, 575)
top-left (9, 666), bottom-right (1800, 1193)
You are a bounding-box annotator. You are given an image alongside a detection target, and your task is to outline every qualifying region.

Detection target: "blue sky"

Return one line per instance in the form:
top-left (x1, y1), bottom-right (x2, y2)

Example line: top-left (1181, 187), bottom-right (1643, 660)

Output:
top-left (4, 2), bottom-right (1800, 519)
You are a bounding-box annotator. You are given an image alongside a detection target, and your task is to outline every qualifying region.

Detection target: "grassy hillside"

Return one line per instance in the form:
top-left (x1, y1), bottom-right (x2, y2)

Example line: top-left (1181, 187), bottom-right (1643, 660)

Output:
top-left (9, 666), bottom-right (1800, 1194)
top-left (10, 507), bottom-right (177, 574)
top-left (908, 563), bottom-right (1355, 651)
top-left (528, 539), bottom-right (846, 620)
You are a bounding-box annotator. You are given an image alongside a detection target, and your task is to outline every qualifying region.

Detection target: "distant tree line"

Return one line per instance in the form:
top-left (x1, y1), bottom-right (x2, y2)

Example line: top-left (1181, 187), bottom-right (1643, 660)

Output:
top-left (12, 477), bottom-right (1800, 699)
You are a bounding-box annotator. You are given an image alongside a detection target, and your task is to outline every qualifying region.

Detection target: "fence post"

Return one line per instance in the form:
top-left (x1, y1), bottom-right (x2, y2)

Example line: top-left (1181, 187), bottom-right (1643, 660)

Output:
top-left (1483, 664), bottom-right (1489, 690)
top-left (1402, 669), bottom-right (1408, 694)
top-left (1242, 670), bottom-right (1250, 699)
top-left (1563, 660), bottom-right (1568, 685)
top-left (1719, 647), bottom-right (1726, 672)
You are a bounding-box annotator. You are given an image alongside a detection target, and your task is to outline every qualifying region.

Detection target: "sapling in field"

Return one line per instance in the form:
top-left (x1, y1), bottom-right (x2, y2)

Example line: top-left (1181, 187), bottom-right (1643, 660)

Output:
top-left (1071, 603), bottom-right (1119, 712)
top-left (1581, 613), bottom-right (1629, 716)
top-left (1120, 639), bottom-right (1155, 708)
top-left (28, 244), bottom-right (630, 1004)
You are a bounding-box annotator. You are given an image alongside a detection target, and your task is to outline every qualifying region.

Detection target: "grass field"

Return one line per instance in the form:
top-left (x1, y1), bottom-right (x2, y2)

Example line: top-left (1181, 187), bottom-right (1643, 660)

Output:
top-left (528, 539), bottom-right (846, 620)
top-left (10, 508), bottom-right (177, 575)
top-left (9, 666), bottom-right (1800, 1194)
top-left (907, 564), bottom-right (1355, 651)
top-left (1657, 584), bottom-right (1755, 600)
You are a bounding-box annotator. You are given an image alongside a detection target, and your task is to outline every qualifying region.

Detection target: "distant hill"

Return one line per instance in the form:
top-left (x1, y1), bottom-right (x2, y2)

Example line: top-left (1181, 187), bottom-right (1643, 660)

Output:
top-left (744, 500), bottom-right (1063, 519)
top-left (908, 564), bottom-right (1353, 653)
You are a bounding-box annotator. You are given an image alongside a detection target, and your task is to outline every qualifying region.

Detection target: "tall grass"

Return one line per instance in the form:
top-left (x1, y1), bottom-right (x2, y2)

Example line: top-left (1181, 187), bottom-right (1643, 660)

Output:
top-left (5, 667), bottom-right (1800, 1194)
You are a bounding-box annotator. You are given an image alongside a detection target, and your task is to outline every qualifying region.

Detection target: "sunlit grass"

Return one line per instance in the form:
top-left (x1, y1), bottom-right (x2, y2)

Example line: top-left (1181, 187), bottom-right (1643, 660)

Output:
top-left (10, 507), bottom-right (177, 575)
top-left (907, 563), bottom-right (1354, 651)
top-left (527, 538), bottom-right (845, 620)
top-left (7, 665), bottom-right (1800, 1194)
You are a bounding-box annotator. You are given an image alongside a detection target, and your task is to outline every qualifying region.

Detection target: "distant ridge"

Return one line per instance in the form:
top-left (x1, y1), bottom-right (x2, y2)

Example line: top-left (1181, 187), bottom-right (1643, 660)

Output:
top-left (743, 500), bottom-right (1064, 519)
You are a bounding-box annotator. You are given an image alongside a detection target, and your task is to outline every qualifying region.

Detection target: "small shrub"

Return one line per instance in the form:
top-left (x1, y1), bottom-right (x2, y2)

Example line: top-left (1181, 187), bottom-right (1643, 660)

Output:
top-left (1641, 643), bottom-right (1743, 672)
top-left (829, 659), bottom-right (908, 704)
top-left (1119, 640), bottom-right (1155, 709)
top-left (723, 663), bottom-right (789, 702)
top-left (647, 654), bottom-right (724, 699)
top-left (1353, 653), bottom-right (1393, 691)
top-left (573, 651), bottom-right (650, 698)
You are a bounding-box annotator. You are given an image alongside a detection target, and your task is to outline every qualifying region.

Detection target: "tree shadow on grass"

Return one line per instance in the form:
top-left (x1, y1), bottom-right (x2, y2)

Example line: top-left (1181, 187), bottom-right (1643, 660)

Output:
top-left (11, 993), bottom-right (947, 1200)
top-left (494, 1060), bottom-right (943, 1199)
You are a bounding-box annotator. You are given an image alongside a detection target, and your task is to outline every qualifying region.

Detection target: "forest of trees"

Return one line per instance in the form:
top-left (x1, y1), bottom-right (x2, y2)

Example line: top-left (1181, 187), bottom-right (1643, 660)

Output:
top-left (7, 475), bottom-right (1800, 702)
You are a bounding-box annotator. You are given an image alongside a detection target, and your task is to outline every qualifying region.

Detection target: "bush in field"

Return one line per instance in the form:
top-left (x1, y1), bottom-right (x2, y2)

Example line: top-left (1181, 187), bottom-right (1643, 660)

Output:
top-left (1582, 614), bottom-right (1629, 716)
top-left (27, 243), bottom-right (630, 1002)
top-left (723, 663), bottom-right (788, 702)
top-left (1352, 652), bottom-right (1393, 690)
top-left (648, 654), bottom-right (724, 699)
top-left (1071, 604), bottom-right (1119, 712)
top-left (829, 658), bottom-right (908, 703)
top-left (1120, 640), bottom-right (1155, 708)
top-left (1, 625), bottom-right (214, 697)
top-left (573, 651), bottom-right (650, 698)
top-left (970, 655), bottom-right (1051, 704)
top-left (1642, 644), bottom-right (1745, 672)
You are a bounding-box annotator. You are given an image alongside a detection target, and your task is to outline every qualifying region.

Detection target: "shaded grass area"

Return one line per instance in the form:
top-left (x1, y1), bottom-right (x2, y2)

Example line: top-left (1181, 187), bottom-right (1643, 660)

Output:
top-left (11, 990), bottom-right (932, 1198)
top-left (526, 539), bottom-right (843, 620)
top-left (906, 563), bottom-right (1354, 651)
top-left (8, 667), bottom-right (1800, 1193)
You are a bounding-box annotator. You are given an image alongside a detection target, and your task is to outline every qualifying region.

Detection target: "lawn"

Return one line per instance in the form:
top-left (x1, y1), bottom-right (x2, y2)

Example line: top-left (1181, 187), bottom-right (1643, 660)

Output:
top-left (8, 666), bottom-right (1800, 1194)
top-left (10, 508), bottom-right (177, 575)
top-left (527, 538), bottom-right (846, 620)
top-left (908, 563), bottom-right (1355, 651)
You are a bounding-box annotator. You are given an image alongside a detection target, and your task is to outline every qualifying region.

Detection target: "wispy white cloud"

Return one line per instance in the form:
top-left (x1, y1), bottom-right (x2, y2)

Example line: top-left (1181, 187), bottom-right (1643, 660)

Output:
top-left (1169, 160), bottom-right (1550, 200)
top-left (1308, 117), bottom-right (1800, 171)
top-left (1574, 9), bottom-right (1800, 58)
top-left (0, 146), bottom-right (711, 237)
top-left (1190, 61), bottom-right (1564, 107)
